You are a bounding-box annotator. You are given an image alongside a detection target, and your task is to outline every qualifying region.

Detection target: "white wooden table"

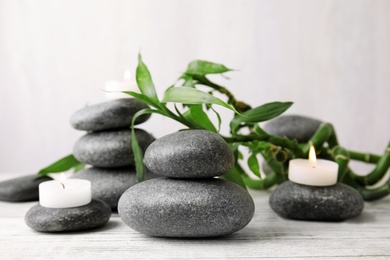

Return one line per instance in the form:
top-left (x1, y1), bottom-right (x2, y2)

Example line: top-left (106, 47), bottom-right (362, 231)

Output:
top-left (1, 173), bottom-right (390, 259)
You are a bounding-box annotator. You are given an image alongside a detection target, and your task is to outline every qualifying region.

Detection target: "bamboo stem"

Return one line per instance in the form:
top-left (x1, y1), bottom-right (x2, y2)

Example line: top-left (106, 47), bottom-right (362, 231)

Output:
top-left (331, 146), bottom-right (350, 182)
top-left (351, 142), bottom-right (390, 186)
top-left (348, 151), bottom-right (381, 164)
top-left (190, 74), bottom-right (252, 113)
top-left (360, 184), bottom-right (390, 201)
top-left (242, 172), bottom-right (280, 190)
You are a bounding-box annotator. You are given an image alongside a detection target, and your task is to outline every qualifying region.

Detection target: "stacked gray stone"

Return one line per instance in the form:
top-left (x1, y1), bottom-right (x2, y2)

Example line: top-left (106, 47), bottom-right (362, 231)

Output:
top-left (69, 98), bottom-right (157, 209)
top-left (118, 130), bottom-right (255, 238)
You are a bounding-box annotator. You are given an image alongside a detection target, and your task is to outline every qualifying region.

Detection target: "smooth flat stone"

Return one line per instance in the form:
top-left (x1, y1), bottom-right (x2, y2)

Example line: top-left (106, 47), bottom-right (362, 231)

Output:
top-left (263, 115), bottom-right (322, 142)
top-left (118, 178), bottom-right (255, 238)
top-left (72, 167), bottom-right (158, 208)
top-left (70, 98), bottom-right (150, 132)
top-left (144, 130), bottom-right (234, 178)
top-left (25, 199), bottom-right (111, 232)
top-left (0, 175), bottom-right (52, 202)
top-left (73, 129), bottom-right (154, 168)
top-left (269, 181), bottom-right (364, 221)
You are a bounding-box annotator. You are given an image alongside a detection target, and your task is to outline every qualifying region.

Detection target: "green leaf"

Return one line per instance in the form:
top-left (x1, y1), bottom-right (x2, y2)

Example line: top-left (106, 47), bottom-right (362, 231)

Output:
top-left (219, 164), bottom-right (247, 190)
top-left (122, 91), bottom-right (156, 107)
top-left (247, 153), bottom-right (261, 178)
top-left (38, 154), bottom-right (84, 176)
top-left (182, 105), bottom-right (217, 132)
top-left (131, 127), bottom-right (145, 182)
top-left (186, 60), bottom-right (233, 76)
top-left (136, 54), bottom-right (159, 102)
top-left (210, 106), bottom-right (222, 132)
top-left (230, 101), bottom-right (293, 134)
top-left (131, 108), bottom-right (165, 182)
top-left (180, 74), bottom-right (195, 87)
top-left (73, 163), bottom-right (86, 173)
top-left (161, 87), bottom-right (241, 115)
top-left (254, 124), bottom-right (269, 138)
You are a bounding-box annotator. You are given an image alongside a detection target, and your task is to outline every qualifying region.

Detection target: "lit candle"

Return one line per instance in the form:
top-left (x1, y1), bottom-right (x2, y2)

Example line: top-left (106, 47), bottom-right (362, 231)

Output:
top-left (105, 70), bottom-right (139, 99)
top-left (39, 174), bottom-right (91, 208)
top-left (288, 145), bottom-right (338, 186)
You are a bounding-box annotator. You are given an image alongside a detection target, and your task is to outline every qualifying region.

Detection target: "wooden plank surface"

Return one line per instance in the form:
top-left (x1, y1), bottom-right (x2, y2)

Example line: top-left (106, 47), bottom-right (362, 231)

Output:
top-left (0, 173), bottom-right (390, 259)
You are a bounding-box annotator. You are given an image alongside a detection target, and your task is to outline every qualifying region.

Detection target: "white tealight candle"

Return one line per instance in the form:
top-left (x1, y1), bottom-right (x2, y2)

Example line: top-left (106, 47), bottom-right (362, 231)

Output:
top-left (105, 70), bottom-right (139, 99)
top-left (288, 145), bottom-right (339, 186)
top-left (39, 179), bottom-right (92, 208)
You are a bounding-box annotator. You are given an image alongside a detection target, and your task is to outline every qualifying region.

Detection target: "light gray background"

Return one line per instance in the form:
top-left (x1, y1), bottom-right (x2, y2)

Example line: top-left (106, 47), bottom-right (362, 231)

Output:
top-left (0, 0), bottom-right (389, 174)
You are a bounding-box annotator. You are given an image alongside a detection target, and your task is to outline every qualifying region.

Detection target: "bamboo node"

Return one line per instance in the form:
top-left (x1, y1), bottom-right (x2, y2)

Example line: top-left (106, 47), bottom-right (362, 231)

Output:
top-left (335, 154), bottom-right (349, 161)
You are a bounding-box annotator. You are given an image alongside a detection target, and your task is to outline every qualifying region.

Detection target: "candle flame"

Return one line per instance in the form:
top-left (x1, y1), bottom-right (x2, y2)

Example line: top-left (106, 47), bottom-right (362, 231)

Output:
top-left (124, 70), bottom-right (131, 80)
top-left (309, 145), bottom-right (317, 167)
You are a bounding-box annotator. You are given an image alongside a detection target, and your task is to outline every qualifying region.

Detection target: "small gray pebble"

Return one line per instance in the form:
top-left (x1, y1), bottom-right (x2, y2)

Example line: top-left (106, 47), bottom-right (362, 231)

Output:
top-left (144, 130), bottom-right (234, 178)
top-left (261, 160), bottom-right (272, 176)
top-left (269, 181), bottom-right (364, 221)
top-left (263, 115), bottom-right (322, 142)
top-left (70, 98), bottom-right (150, 131)
top-left (73, 129), bottom-right (155, 168)
top-left (118, 178), bottom-right (255, 238)
top-left (25, 199), bottom-right (111, 232)
top-left (72, 167), bottom-right (158, 208)
top-left (0, 175), bottom-right (52, 202)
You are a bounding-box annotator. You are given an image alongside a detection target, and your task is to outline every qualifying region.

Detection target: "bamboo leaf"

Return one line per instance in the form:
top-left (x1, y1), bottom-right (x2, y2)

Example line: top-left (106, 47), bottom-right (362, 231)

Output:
top-left (247, 153), bottom-right (261, 178)
top-left (136, 54), bottom-right (159, 102)
top-left (210, 106), bottom-right (222, 132)
top-left (161, 87), bottom-right (241, 115)
top-left (131, 108), bottom-right (165, 182)
top-left (131, 127), bottom-right (145, 182)
top-left (122, 91), bottom-right (156, 107)
top-left (230, 101), bottom-right (293, 134)
top-left (73, 163), bottom-right (86, 173)
top-left (182, 105), bottom-right (217, 132)
top-left (38, 154), bottom-right (84, 176)
top-left (180, 74), bottom-right (195, 87)
top-left (186, 60), bottom-right (233, 75)
top-left (219, 164), bottom-right (247, 190)
top-left (254, 124), bottom-right (269, 138)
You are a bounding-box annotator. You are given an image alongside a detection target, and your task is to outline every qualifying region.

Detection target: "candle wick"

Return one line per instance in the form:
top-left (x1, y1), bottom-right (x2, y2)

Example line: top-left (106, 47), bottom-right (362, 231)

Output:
top-left (60, 183), bottom-right (65, 189)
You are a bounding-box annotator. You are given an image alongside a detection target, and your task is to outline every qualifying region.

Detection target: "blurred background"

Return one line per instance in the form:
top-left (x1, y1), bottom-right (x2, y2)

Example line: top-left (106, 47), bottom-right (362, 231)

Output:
top-left (0, 0), bottom-right (389, 174)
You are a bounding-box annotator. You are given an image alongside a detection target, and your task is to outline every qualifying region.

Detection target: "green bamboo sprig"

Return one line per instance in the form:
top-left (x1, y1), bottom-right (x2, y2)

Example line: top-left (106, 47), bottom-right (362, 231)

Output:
top-left (36, 55), bottom-right (390, 202)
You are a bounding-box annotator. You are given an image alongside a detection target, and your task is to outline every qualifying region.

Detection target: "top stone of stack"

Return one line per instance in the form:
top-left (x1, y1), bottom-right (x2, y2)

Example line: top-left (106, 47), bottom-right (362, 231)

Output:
top-left (143, 130), bottom-right (235, 178)
top-left (70, 98), bottom-right (150, 132)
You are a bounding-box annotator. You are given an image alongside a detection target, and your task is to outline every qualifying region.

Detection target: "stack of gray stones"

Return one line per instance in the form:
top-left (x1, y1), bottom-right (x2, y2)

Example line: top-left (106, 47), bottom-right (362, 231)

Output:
top-left (118, 130), bottom-right (255, 238)
top-left (70, 98), bottom-right (156, 209)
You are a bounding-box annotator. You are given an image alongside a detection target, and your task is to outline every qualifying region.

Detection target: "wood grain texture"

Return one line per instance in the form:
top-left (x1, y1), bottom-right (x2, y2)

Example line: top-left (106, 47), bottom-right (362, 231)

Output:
top-left (0, 174), bottom-right (390, 259)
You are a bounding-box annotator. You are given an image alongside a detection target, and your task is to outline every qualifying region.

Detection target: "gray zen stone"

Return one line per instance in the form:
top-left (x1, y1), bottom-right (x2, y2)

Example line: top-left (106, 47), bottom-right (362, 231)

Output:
top-left (70, 98), bottom-right (150, 132)
top-left (269, 181), bottom-right (364, 221)
top-left (118, 178), bottom-right (255, 238)
top-left (263, 115), bottom-right (322, 142)
top-left (0, 175), bottom-right (52, 202)
top-left (144, 130), bottom-right (235, 178)
top-left (25, 199), bottom-right (111, 232)
top-left (72, 167), bottom-right (158, 208)
top-left (261, 160), bottom-right (272, 176)
top-left (73, 129), bottom-right (155, 168)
